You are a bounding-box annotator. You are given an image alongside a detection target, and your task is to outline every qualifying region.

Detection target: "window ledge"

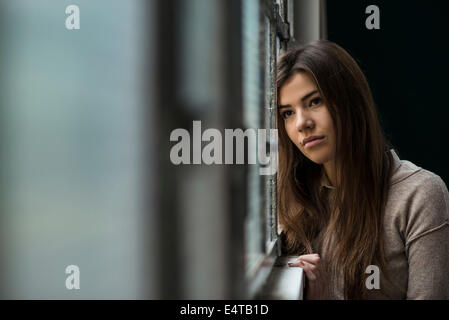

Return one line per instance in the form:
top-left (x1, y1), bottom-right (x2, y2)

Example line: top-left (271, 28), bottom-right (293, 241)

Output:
top-left (256, 255), bottom-right (305, 300)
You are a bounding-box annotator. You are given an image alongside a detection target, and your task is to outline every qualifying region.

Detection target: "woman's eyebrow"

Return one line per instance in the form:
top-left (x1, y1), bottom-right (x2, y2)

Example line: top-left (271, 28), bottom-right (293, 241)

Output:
top-left (278, 89), bottom-right (318, 109)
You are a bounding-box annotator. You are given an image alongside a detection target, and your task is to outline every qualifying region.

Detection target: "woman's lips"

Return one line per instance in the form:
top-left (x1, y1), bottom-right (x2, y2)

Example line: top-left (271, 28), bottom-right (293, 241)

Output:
top-left (304, 137), bottom-right (325, 148)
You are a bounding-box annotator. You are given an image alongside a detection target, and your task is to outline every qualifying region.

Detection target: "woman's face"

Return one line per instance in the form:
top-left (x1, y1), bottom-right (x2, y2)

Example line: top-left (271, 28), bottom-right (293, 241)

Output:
top-left (279, 72), bottom-right (336, 165)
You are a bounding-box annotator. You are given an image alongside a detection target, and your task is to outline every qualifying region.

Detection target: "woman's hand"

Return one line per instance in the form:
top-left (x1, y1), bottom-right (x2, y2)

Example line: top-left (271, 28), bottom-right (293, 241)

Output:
top-left (288, 254), bottom-right (327, 300)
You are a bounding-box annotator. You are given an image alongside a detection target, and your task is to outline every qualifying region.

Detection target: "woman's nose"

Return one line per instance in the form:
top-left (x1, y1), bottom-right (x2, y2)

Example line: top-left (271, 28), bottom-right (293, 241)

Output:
top-left (295, 110), bottom-right (314, 132)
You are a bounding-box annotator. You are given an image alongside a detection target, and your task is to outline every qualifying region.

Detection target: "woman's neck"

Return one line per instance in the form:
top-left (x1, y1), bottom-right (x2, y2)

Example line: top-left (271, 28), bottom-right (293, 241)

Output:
top-left (323, 161), bottom-right (337, 187)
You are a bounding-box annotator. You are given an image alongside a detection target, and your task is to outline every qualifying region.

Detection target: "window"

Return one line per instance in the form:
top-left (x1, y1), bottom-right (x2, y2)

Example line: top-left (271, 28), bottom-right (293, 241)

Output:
top-left (243, 0), bottom-right (291, 298)
top-left (0, 0), bottom-right (323, 300)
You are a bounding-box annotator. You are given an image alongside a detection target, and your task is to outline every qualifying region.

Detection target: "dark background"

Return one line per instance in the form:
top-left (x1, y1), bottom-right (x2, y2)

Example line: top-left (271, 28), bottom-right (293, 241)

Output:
top-left (327, 0), bottom-right (449, 185)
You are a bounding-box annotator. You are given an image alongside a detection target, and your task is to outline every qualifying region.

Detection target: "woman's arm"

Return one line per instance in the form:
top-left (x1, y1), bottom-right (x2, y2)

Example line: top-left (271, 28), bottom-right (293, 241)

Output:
top-left (405, 174), bottom-right (449, 299)
top-left (406, 222), bottom-right (449, 299)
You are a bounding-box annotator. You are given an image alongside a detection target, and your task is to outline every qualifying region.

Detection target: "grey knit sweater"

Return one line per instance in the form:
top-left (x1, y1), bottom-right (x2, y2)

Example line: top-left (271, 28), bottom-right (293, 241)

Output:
top-left (313, 150), bottom-right (449, 299)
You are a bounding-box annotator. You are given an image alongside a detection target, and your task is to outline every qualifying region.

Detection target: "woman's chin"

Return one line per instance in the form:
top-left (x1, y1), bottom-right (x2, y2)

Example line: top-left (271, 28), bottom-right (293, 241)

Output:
top-left (305, 153), bottom-right (333, 165)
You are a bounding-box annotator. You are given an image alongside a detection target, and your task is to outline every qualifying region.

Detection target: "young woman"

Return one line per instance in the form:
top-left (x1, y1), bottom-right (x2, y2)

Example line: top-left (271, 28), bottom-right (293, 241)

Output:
top-left (277, 40), bottom-right (449, 299)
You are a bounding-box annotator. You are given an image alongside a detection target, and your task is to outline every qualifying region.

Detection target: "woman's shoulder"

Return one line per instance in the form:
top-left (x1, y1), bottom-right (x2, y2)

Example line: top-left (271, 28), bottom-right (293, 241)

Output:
top-left (391, 163), bottom-right (449, 214)
top-left (390, 150), bottom-right (447, 191)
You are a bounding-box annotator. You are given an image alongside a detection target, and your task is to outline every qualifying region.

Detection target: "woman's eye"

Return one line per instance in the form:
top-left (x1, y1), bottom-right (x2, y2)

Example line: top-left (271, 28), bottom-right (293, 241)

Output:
top-left (281, 110), bottom-right (293, 119)
top-left (310, 97), bottom-right (322, 107)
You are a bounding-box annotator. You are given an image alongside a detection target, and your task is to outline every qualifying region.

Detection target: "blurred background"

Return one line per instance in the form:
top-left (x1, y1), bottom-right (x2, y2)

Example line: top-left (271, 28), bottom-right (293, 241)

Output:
top-left (0, 0), bottom-right (447, 299)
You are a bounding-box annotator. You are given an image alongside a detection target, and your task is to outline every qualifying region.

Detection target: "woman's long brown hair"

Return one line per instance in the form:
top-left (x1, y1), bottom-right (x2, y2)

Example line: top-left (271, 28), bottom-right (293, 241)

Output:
top-left (277, 40), bottom-right (394, 299)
